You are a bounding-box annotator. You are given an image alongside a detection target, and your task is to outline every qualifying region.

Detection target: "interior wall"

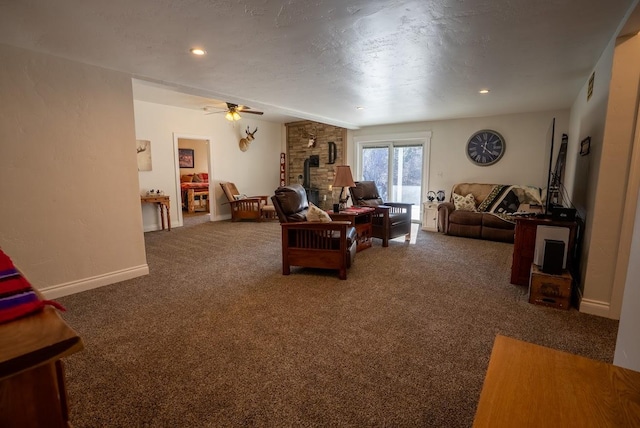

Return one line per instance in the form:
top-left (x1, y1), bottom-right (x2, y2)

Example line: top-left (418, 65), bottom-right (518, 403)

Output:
top-left (0, 43), bottom-right (148, 297)
top-left (614, 181), bottom-right (640, 371)
top-left (135, 101), bottom-right (282, 229)
top-left (574, 33), bottom-right (640, 318)
top-left (350, 109), bottom-right (570, 201)
top-left (178, 138), bottom-right (209, 175)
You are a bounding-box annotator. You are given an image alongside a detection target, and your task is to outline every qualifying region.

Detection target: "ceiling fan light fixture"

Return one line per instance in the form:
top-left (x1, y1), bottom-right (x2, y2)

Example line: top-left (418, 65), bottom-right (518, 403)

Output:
top-left (224, 109), bottom-right (242, 121)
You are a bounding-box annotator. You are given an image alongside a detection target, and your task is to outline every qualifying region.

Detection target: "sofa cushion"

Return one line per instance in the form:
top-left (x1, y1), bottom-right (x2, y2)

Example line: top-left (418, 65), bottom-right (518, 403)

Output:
top-left (451, 183), bottom-right (496, 206)
top-left (481, 226), bottom-right (515, 242)
top-left (483, 213), bottom-right (515, 230)
top-left (453, 193), bottom-right (477, 212)
top-left (449, 210), bottom-right (483, 226)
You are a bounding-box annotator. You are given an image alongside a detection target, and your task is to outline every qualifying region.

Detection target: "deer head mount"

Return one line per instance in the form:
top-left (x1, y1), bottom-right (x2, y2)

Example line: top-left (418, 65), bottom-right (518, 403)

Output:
top-left (304, 126), bottom-right (318, 148)
top-left (239, 126), bottom-right (258, 152)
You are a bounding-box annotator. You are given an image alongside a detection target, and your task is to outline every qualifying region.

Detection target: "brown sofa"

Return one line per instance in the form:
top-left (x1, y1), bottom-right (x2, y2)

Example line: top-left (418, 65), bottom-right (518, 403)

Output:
top-left (438, 183), bottom-right (540, 243)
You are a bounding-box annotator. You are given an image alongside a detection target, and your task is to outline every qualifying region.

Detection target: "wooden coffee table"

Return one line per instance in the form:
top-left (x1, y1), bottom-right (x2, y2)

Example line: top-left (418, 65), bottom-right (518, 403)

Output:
top-left (328, 206), bottom-right (375, 252)
top-left (473, 335), bottom-right (640, 427)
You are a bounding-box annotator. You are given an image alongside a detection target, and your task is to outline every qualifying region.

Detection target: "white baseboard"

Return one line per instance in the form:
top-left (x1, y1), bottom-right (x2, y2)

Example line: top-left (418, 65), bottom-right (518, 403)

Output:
top-left (144, 224), bottom-right (172, 232)
top-left (40, 264), bottom-right (149, 299)
top-left (579, 297), bottom-right (612, 318)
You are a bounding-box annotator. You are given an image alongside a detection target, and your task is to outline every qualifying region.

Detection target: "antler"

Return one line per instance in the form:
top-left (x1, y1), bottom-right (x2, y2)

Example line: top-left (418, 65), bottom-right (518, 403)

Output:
top-left (246, 127), bottom-right (258, 141)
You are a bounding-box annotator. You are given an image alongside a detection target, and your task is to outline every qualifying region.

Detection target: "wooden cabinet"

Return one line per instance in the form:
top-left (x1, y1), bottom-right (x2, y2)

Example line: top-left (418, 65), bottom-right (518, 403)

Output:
top-left (0, 307), bottom-right (83, 428)
top-left (511, 217), bottom-right (577, 286)
top-left (421, 202), bottom-right (439, 232)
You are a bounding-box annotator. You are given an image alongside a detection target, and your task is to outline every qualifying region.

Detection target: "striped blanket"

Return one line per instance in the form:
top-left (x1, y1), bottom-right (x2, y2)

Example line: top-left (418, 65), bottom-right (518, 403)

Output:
top-left (0, 250), bottom-right (64, 324)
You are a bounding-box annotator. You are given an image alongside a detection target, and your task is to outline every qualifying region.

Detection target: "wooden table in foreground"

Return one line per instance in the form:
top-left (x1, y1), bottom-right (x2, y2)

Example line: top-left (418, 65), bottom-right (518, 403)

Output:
top-left (473, 335), bottom-right (640, 427)
top-left (0, 306), bottom-right (84, 428)
top-left (141, 194), bottom-right (171, 231)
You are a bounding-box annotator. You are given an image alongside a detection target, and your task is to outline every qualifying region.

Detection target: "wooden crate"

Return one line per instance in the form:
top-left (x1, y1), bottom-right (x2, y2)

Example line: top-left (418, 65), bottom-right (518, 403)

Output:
top-left (528, 264), bottom-right (572, 310)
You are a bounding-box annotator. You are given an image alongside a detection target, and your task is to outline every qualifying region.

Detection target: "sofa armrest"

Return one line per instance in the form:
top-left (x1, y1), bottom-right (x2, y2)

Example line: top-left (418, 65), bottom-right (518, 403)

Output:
top-left (438, 202), bottom-right (455, 233)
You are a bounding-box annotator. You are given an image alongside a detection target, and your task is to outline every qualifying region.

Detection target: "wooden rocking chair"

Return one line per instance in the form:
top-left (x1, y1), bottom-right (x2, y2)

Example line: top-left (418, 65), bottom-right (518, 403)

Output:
top-left (220, 182), bottom-right (276, 222)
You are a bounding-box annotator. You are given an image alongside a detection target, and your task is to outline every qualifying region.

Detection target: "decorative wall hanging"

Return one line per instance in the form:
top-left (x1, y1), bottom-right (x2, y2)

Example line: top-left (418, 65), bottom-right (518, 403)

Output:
top-left (239, 126), bottom-right (258, 152)
top-left (178, 148), bottom-right (194, 168)
top-left (136, 139), bottom-right (152, 171)
top-left (280, 153), bottom-right (286, 186)
top-left (327, 141), bottom-right (337, 164)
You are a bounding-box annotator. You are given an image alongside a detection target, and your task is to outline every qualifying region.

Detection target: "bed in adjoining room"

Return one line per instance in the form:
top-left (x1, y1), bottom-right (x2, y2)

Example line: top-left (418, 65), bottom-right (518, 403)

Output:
top-left (180, 173), bottom-right (209, 213)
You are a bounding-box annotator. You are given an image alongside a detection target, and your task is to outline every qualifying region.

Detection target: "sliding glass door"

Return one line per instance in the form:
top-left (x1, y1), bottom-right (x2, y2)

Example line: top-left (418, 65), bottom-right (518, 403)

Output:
top-left (359, 142), bottom-right (424, 221)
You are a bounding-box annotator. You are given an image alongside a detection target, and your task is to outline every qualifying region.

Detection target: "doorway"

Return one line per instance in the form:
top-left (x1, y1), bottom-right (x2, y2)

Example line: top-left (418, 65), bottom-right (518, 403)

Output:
top-left (173, 134), bottom-right (214, 227)
top-left (355, 133), bottom-right (431, 222)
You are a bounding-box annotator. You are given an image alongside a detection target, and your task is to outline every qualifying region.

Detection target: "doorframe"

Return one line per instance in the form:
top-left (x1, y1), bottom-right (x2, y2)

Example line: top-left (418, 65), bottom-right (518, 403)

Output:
top-left (353, 131), bottom-right (432, 221)
top-left (172, 133), bottom-right (214, 226)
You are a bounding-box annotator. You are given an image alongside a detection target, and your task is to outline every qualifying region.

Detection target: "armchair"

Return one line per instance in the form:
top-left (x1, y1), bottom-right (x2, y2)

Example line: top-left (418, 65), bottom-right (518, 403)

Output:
top-left (220, 182), bottom-right (276, 222)
top-left (349, 181), bottom-right (412, 247)
top-left (271, 184), bottom-right (357, 280)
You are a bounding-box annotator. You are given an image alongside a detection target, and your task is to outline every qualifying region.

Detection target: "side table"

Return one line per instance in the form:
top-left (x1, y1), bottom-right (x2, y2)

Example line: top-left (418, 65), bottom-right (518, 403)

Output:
top-left (141, 195), bottom-right (171, 231)
top-left (328, 207), bottom-right (375, 252)
top-left (422, 201), bottom-right (440, 232)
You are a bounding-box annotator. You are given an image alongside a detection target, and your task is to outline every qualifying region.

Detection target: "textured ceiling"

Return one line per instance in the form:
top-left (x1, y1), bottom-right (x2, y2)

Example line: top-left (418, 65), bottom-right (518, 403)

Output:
top-left (0, 0), bottom-right (635, 129)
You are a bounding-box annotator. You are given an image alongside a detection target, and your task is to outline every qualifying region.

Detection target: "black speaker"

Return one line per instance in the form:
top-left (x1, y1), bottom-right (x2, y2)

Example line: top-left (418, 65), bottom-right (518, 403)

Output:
top-left (542, 239), bottom-right (565, 275)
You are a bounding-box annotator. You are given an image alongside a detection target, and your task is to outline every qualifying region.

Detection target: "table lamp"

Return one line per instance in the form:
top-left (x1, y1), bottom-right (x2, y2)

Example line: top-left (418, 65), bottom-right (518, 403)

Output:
top-left (332, 165), bottom-right (356, 211)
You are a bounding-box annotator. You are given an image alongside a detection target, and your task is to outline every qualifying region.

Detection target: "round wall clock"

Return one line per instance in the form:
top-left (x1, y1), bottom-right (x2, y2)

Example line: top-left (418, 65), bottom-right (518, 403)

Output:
top-left (466, 129), bottom-right (506, 166)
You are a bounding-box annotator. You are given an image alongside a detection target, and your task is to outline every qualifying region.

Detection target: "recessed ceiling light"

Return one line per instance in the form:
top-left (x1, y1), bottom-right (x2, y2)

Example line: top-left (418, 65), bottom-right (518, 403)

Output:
top-left (356, 106), bottom-right (365, 110)
top-left (479, 89), bottom-right (490, 94)
top-left (190, 48), bottom-right (206, 56)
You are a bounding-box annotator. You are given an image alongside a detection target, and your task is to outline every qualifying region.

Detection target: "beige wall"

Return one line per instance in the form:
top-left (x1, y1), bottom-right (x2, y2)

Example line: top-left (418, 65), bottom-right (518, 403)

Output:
top-left (134, 100), bottom-right (282, 229)
top-left (571, 31), bottom-right (640, 318)
top-left (0, 44), bottom-right (148, 297)
top-left (351, 109), bottom-right (570, 201)
top-left (178, 138), bottom-right (209, 176)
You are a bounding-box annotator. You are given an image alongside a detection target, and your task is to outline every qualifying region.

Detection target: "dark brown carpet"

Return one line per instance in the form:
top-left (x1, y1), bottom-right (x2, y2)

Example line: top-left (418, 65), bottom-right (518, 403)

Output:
top-left (58, 220), bottom-right (619, 427)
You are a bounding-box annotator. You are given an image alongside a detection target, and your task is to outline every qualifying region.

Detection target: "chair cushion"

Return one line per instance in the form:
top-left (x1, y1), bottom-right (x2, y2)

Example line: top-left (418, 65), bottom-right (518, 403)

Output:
top-left (350, 181), bottom-right (384, 206)
top-left (273, 184), bottom-right (310, 222)
top-left (220, 182), bottom-right (241, 202)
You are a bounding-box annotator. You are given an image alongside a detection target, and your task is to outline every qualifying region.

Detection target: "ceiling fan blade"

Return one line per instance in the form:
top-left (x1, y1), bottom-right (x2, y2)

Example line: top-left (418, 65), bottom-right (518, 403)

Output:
top-left (240, 110), bottom-right (264, 115)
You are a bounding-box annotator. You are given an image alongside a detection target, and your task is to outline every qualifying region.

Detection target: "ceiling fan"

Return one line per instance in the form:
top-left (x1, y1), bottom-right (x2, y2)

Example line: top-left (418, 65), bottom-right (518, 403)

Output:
top-left (204, 102), bottom-right (264, 121)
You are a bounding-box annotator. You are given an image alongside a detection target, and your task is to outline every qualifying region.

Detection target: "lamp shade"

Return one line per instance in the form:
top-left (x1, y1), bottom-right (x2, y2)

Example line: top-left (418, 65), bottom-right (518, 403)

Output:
top-left (333, 165), bottom-right (356, 188)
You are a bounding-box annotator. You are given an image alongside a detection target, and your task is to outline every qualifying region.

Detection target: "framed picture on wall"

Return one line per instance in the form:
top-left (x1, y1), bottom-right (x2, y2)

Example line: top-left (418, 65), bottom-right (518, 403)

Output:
top-left (178, 148), bottom-right (194, 168)
top-left (136, 139), bottom-right (152, 171)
